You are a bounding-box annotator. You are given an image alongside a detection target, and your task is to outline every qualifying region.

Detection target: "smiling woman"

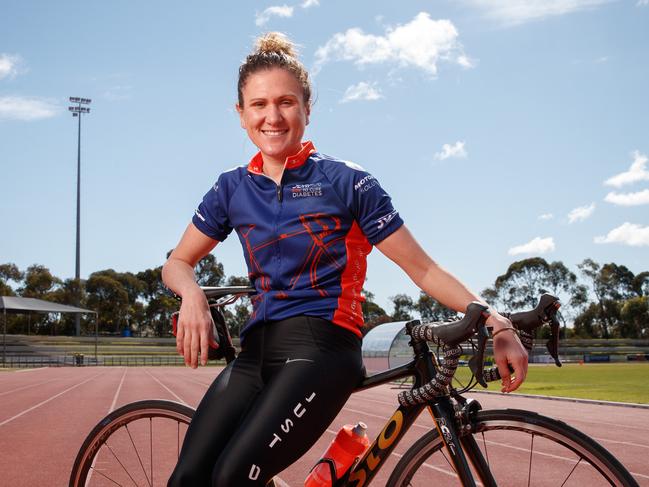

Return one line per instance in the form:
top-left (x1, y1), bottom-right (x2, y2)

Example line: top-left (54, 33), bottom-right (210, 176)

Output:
top-left (162, 31), bottom-right (528, 487)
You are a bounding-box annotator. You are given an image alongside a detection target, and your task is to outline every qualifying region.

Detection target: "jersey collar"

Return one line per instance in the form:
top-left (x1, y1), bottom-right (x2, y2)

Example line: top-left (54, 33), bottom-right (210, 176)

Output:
top-left (247, 141), bottom-right (316, 175)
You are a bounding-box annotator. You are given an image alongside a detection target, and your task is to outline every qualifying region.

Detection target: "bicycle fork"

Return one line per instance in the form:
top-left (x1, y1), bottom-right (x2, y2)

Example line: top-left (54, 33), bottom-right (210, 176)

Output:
top-left (428, 397), bottom-right (497, 487)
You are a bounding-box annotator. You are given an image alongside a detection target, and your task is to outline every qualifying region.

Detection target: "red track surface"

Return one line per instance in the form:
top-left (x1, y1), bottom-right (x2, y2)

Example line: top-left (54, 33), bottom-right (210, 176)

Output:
top-left (1, 366), bottom-right (647, 486)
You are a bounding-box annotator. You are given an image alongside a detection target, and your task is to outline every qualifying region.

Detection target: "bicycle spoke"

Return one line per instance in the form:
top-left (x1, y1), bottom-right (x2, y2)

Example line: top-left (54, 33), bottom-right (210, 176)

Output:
top-left (440, 449), bottom-right (457, 473)
top-left (89, 464), bottom-right (126, 487)
top-left (560, 457), bottom-right (583, 487)
top-left (125, 424), bottom-right (152, 487)
top-left (481, 432), bottom-right (490, 467)
top-left (104, 441), bottom-right (141, 487)
top-left (527, 433), bottom-right (535, 487)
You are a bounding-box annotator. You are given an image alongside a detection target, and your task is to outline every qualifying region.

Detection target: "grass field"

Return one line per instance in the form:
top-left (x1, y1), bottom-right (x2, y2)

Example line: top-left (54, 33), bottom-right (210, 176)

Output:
top-left (455, 363), bottom-right (649, 404)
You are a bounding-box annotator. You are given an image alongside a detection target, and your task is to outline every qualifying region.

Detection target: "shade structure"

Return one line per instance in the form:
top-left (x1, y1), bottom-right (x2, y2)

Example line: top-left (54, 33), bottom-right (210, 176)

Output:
top-left (0, 296), bottom-right (95, 314)
top-left (2, 296), bottom-right (97, 365)
top-left (362, 321), bottom-right (412, 373)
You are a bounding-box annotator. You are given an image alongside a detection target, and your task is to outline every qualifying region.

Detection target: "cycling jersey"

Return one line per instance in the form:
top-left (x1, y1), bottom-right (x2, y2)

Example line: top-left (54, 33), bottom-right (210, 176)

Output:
top-left (192, 141), bottom-right (404, 339)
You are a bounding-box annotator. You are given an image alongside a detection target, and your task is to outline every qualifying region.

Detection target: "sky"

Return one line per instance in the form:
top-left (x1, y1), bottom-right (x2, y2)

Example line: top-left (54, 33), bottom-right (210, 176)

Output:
top-left (1, 0), bottom-right (648, 312)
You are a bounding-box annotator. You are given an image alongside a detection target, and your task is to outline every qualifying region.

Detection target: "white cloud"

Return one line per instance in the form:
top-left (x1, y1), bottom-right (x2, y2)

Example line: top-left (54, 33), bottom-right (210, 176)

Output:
top-left (314, 12), bottom-right (472, 76)
top-left (604, 189), bottom-right (649, 206)
top-left (508, 237), bottom-right (556, 256)
top-left (255, 5), bottom-right (294, 26)
top-left (567, 203), bottom-right (595, 223)
top-left (538, 213), bottom-right (554, 220)
top-left (0, 53), bottom-right (23, 80)
top-left (0, 96), bottom-right (59, 121)
top-left (463, 0), bottom-right (611, 25)
top-left (301, 0), bottom-right (319, 7)
top-left (595, 222), bottom-right (649, 247)
top-left (637, 0), bottom-right (649, 6)
top-left (341, 82), bottom-right (383, 103)
top-left (604, 151), bottom-right (649, 188)
top-left (434, 141), bottom-right (467, 161)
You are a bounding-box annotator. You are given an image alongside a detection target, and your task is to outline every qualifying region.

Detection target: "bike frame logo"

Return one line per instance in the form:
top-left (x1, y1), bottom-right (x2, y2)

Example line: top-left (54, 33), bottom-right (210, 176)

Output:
top-left (347, 409), bottom-right (404, 486)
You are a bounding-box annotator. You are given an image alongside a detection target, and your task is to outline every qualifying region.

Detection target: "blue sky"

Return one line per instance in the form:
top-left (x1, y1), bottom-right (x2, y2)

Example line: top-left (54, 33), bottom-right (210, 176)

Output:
top-left (1, 0), bottom-right (648, 311)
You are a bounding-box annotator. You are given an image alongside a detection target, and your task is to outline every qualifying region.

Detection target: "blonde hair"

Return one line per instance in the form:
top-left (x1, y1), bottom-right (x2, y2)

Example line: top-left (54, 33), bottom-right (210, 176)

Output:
top-left (238, 32), bottom-right (312, 107)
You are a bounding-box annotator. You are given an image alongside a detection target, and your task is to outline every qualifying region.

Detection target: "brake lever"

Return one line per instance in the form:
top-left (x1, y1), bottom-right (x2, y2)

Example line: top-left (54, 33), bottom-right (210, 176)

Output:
top-left (469, 323), bottom-right (489, 387)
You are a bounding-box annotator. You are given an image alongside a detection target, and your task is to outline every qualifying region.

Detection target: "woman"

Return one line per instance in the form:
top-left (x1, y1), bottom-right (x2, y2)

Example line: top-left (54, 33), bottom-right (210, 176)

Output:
top-left (163, 32), bottom-right (528, 487)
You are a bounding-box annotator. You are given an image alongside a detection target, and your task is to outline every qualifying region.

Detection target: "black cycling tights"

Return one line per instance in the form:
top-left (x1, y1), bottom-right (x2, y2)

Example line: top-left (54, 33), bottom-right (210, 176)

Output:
top-left (167, 315), bottom-right (364, 487)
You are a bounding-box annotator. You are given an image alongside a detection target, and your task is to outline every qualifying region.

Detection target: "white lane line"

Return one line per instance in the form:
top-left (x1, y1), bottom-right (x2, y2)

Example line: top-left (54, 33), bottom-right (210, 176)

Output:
top-left (591, 436), bottom-right (649, 450)
top-left (0, 373), bottom-right (102, 427)
top-left (0, 378), bottom-right (62, 397)
top-left (143, 368), bottom-right (187, 405)
top-left (109, 368), bottom-right (127, 413)
top-left (15, 367), bottom-right (49, 373)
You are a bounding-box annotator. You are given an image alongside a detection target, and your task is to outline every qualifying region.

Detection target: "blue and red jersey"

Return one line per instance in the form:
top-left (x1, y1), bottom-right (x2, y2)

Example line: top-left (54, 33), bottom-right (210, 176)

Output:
top-left (192, 141), bottom-right (404, 339)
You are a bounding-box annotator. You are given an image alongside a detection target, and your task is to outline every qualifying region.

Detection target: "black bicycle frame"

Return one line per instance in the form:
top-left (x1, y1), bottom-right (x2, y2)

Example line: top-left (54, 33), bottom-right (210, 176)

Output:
top-left (341, 337), bottom-right (493, 487)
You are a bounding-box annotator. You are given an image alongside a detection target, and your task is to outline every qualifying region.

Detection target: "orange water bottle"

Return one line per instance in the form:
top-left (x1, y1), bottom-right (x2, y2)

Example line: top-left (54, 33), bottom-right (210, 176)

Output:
top-left (304, 422), bottom-right (370, 487)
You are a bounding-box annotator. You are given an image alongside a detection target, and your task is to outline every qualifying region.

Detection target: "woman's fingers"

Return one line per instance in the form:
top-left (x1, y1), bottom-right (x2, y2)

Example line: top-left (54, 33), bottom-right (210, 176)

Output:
top-left (190, 330), bottom-right (199, 369)
top-left (200, 328), bottom-right (210, 366)
top-left (493, 330), bottom-right (529, 393)
top-left (176, 320), bottom-right (185, 356)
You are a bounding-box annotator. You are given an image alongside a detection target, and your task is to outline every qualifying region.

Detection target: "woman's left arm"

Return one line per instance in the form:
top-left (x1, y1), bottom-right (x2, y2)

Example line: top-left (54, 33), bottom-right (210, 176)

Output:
top-left (375, 225), bottom-right (528, 392)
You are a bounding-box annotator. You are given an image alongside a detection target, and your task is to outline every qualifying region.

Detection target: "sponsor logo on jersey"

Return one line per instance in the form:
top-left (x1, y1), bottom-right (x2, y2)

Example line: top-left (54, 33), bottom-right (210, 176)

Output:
top-left (290, 183), bottom-right (323, 198)
top-left (376, 210), bottom-right (398, 230)
top-left (354, 175), bottom-right (377, 193)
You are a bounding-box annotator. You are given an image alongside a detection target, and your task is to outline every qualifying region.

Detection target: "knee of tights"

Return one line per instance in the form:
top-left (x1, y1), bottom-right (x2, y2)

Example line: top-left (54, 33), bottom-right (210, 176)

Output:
top-left (168, 465), bottom-right (210, 487)
top-left (212, 462), bottom-right (268, 487)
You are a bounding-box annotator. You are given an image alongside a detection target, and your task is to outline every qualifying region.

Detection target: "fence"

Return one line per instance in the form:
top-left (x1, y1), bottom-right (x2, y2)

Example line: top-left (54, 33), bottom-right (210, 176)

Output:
top-left (1, 354), bottom-right (192, 368)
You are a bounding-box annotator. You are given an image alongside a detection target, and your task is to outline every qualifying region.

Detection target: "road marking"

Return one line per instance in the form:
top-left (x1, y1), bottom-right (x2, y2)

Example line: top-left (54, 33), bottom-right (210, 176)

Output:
top-left (0, 378), bottom-right (61, 397)
top-left (109, 368), bottom-right (127, 413)
top-left (143, 368), bottom-right (187, 405)
top-left (0, 373), bottom-right (101, 427)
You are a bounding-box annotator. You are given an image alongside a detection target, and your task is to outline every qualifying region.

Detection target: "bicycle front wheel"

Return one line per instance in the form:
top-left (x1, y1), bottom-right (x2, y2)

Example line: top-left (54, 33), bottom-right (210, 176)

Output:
top-left (387, 408), bottom-right (639, 487)
top-left (69, 399), bottom-right (194, 487)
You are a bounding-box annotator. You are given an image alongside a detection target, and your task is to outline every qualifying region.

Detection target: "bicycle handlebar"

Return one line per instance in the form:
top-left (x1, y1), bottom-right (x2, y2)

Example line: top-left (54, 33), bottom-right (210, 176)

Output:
top-left (399, 295), bottom-right (561, 406)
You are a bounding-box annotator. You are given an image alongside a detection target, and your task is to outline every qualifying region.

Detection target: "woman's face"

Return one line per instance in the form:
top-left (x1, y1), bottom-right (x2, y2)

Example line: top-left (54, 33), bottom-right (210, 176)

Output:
top-left (237, 67), bottom-right (310, 167)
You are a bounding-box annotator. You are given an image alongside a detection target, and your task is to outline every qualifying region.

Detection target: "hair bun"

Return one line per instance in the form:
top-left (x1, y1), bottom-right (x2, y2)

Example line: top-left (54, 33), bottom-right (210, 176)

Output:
top-left (255, 32), bottom-right (297, 58)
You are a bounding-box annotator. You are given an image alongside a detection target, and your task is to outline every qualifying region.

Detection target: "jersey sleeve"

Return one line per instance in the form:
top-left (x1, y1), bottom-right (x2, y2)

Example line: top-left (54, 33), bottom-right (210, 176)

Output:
top-left (191, 173), bottom-right (234, 242)
top-left (346, 166), bottom-right (404, 245)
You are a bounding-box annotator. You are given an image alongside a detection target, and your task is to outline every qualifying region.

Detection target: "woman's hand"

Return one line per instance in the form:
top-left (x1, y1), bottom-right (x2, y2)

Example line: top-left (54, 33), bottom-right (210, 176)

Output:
top-left (487, 313), bottom-right (528, 393)
top-left (175, 289), bottom-right (218, 368)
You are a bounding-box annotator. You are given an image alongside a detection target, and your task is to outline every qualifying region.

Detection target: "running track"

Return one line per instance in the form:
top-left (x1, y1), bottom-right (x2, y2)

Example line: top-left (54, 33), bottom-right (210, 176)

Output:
top-left (0, 367), bottom-right (647, 486)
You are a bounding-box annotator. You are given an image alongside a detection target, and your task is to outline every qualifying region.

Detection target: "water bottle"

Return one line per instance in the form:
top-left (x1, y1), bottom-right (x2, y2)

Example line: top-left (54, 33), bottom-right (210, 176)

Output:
top-left (304, 422), bottom-right (370, 486)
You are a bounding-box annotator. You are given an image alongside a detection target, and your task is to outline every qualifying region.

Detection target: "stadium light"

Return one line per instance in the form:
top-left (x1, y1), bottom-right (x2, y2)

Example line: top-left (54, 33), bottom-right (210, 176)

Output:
top-left (68, 96), bottom-right (92, 336)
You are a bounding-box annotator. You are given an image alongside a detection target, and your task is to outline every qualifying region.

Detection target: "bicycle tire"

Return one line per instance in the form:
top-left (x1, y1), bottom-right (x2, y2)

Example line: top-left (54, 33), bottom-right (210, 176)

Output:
top-left (69, 399), bottom-right (195, 487)
top-left (386, 408), bottom-right (639, 487)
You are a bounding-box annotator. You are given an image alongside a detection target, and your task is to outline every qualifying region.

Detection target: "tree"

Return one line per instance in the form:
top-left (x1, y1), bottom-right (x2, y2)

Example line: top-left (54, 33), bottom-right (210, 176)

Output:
top-left (415, 292), bottom-right (457, 322)
top-left (0, 263), bottom-right (23, 296)
top-left (137, 266), bottom-right (177, 337)
top-left (390, 294), bottom-right (414, 321)
top-left (620, 297), bottom-right (649, 338)
top-left (86, 271), bottom-right (129, 334)
top-left (577, 259), bottom-right (638, 338)
top-left (195, 254), bottom-right (225, 287)
top-left (18, 264), bottom-right (61, 298)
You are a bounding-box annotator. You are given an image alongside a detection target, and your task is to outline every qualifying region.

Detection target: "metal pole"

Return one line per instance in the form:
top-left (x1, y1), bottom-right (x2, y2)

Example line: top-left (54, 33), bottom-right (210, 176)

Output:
top-left (75, 110), bottom-right (81, 336)
top-left (95, 313), bottom-right (98, 365)
top-left (3, 308), bottom-right (6, 366)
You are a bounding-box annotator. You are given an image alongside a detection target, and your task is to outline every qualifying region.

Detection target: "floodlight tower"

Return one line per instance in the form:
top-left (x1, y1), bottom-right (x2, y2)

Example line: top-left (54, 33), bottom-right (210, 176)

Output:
top-left (68, 97), bottom-right (91, 336)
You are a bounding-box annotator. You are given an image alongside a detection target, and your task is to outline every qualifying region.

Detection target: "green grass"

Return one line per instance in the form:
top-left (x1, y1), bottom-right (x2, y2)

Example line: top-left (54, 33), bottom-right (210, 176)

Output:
top-left (455, 363), bottom-right (649, 404)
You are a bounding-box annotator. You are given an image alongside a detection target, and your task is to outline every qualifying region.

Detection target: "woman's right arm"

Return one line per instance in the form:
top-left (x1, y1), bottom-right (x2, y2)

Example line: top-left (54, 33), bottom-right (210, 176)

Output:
top-left (162, 223), bottom-right (219, 369)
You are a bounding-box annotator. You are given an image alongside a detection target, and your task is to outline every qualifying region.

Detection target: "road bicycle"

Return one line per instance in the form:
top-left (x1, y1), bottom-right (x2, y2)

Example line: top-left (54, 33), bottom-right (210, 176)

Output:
top-left (69, 287), bottom-right (639, 486)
